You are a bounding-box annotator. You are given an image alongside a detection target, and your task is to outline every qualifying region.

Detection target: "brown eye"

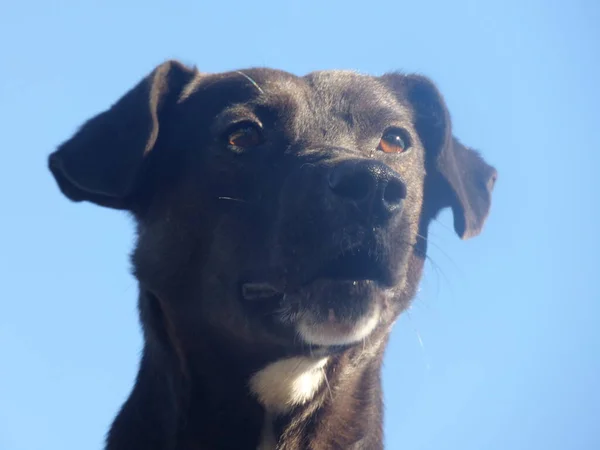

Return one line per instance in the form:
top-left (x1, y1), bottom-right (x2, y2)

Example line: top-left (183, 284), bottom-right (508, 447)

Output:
top-left (227, 123), bottom-right (263, 149)
top-left (378, 130), bottom-right (409, 154)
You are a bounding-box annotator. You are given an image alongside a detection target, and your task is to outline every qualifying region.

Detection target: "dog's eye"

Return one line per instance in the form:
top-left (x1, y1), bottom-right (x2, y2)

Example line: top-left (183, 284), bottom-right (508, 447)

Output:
top-left (227, 122), bottom-right (264, 149)
top-left (378, 129), bottom-right (410, 154)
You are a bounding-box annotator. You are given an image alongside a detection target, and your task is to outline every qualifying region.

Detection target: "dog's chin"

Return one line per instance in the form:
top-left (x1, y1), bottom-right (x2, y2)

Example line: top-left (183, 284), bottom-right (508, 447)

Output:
top-left (239, 279), bottom-right (385, 354)
top-left (295, 303), bottom-right (381, 348)
top-left (280, 278), bottom-right (388, 349)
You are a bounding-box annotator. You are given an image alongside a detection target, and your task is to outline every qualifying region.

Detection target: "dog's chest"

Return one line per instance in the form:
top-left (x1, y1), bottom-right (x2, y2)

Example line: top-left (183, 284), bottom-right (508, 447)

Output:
top-left (249, 356), bottom-right (329, 449)
top-left (249, 356), bottom-right (328, 415)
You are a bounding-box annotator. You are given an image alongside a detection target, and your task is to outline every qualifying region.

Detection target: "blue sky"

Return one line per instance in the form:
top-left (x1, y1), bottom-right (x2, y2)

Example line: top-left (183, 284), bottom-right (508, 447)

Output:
top-left (1, 1), bottom-right (598, 449)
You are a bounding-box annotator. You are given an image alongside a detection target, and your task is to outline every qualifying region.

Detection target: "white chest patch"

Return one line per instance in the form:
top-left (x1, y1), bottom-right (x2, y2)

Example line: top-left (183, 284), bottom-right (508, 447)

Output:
top-left (249, 356), bottom-right (329, 415)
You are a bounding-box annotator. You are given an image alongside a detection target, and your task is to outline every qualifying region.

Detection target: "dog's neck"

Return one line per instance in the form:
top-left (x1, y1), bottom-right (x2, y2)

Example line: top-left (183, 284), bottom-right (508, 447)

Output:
top-left (182, 345), bottom-right (386, 450)
top-left (107, 291), bottom-right (388, 449)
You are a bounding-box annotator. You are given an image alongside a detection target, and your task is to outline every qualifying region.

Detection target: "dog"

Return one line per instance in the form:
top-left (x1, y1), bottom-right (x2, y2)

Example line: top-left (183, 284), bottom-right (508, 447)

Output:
top-left (48, 60), bottom-right (496, 449)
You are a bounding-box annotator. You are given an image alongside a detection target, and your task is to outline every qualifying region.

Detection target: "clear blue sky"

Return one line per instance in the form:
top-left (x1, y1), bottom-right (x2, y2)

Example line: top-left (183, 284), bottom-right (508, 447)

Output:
top-left (1, 1), bottom-right (598, 449)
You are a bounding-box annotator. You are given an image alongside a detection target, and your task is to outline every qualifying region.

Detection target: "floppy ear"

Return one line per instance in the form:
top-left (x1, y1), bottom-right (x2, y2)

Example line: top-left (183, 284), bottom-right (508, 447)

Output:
top-left (434, 135), bottom-right (498, 239)
top-left (48, 60), bottom-right (197, 209)
top-left (382, 73), bottom-right (497, 239)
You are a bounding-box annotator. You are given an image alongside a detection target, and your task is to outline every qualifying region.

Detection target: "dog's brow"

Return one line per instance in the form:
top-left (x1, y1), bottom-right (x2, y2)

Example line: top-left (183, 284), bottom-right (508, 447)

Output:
top-left (236, 71), bottom-right (265, 94)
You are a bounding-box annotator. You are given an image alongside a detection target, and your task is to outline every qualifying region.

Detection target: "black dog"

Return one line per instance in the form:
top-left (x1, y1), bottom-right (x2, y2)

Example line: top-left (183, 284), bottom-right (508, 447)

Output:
top-left (49, 61), bottom-right (496, 449)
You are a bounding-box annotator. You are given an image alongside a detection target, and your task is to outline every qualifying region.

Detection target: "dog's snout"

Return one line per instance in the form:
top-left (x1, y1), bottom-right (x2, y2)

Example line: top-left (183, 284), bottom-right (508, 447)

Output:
top-left (328, 160), bottom-right (406, 219)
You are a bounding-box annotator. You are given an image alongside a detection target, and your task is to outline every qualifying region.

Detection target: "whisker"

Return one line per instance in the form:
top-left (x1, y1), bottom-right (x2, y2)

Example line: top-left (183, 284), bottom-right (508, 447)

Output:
top-left (396, 238), bottom-right (451, 297)
top-left (360, 332), bottom-right (373, 361)
top-left (217, 196), bottom-right (250, 204)
top-left (424, 254), bottom-right (451, 298)
top-left (406, 310), bottom-right (431, 371)
top-left (321, 366), bottom-right (334, 403)
top-left (236, 71), bottom-right (264, 94)
top-left (416, 233), bottom-right (463, 277)
top-left (432, 216), bottom-right (457, 235)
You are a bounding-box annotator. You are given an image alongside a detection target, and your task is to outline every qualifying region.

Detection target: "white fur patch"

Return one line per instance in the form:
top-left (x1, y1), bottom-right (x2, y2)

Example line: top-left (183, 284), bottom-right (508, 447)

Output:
top-left (249, 356), bottom-right (328, 414)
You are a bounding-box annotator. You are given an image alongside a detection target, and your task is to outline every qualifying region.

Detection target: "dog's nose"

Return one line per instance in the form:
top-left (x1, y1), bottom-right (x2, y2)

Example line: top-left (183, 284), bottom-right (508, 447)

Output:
top-left (328, 160), bottom-right (406, 220)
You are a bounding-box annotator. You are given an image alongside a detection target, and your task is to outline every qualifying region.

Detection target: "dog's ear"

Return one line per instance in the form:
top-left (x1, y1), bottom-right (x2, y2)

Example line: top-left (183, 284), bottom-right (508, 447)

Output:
top-left (382, 74), bottom-right (497, 239)
top-left (48, 60), bottom-right (197, 209)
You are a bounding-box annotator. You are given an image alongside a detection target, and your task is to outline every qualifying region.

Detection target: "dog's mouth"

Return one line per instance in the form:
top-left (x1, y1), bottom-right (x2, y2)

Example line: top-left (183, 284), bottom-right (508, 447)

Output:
top-left (241, 244), bottom-right (390, 301)
top-left (313, 246), bottom-right (388, 285)
top-left (239, 242), bottom-right (394, 349)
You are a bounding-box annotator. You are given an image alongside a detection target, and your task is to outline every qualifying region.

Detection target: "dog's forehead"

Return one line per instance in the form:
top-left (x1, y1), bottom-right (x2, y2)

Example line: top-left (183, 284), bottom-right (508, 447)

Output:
top-left (254, 68), bottom-right (404, 112)
top-left (303, 70), bottom-right (399, 108)
top-left (185, 68), bottom-right (410, 117)
top-left (232, 68), bottom-right (412, 136)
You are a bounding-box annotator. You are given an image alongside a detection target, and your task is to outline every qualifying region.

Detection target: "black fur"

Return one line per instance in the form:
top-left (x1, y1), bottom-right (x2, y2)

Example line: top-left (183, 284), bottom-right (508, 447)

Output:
top-left (48, 61), bottom-right (497, 449)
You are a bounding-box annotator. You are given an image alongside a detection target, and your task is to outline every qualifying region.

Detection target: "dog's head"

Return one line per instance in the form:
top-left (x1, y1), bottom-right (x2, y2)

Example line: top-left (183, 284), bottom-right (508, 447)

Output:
top-left (49, 61), bottom-right (496, 360)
